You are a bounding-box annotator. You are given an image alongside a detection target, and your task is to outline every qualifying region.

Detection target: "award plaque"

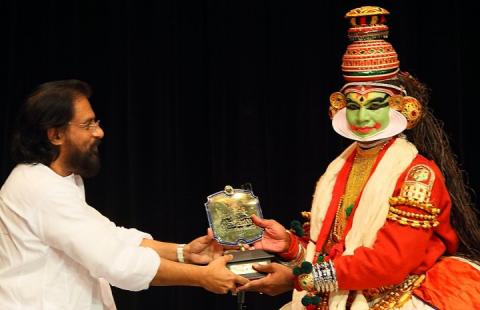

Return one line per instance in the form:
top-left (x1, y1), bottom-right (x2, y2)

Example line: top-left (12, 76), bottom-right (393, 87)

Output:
top-left (205, 185), bottom-right (275, 279)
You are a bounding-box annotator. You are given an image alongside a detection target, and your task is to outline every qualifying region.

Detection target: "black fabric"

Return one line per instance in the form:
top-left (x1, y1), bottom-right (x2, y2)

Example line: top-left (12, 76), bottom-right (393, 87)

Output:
top-left (1, 1), bottom-right (478, 309)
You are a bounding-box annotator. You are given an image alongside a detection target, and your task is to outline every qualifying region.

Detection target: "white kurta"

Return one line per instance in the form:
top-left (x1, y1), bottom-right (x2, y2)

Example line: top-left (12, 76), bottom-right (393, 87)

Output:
top-left (0, 164), bottom-right (160, 309)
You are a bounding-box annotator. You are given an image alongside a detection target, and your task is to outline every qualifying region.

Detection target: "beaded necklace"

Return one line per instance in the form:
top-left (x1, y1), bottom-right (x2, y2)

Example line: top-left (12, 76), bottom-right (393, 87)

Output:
top-left (326, 138), bottom-right (391, 250)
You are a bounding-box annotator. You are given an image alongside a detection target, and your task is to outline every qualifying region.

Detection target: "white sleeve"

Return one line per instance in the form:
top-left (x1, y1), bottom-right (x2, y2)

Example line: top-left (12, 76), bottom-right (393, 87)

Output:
top-left (114, 226), bottom-right (154, 246)
top-left (32, 187), bottom-right (160, 291)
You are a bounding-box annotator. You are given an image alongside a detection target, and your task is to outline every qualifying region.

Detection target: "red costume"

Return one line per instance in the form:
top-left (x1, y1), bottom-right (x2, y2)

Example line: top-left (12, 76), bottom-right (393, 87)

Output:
top-left (286, 138), bottom-right (480, 309)
top-left (319, 141), bottom-right (458, 290)
top-left (279, 7), bottom-right (480, 309)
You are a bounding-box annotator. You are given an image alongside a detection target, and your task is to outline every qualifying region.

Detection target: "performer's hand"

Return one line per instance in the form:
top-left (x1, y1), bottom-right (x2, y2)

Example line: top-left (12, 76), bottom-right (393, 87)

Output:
top-left (200, 255), bottom-right (249, 294)
top-left (251, 215), bottom-right (290, 253)
top-left (237, 262), bottom-right (294, 296)
top-left (185, 228), bottom-right (223, 264)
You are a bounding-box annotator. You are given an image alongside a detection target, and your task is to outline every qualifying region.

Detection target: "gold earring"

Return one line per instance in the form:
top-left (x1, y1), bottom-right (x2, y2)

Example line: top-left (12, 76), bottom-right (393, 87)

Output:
top-left (388, 95), bottom-right (423, 129)
top-left (329, 92), bottom-right (346, 119)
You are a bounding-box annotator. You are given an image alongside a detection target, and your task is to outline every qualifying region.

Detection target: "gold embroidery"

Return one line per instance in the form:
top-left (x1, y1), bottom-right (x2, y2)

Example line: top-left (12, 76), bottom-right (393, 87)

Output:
top-left (369, 274), bottom-right (425, 309)
top-left (389, 197), bottom-right (440, 215)
top-left (399, 164), bottom-right (435, 203)
top-left (387, 212), bottom-right (439, 229)
top-left (387, 164), bottom-right (439, 229)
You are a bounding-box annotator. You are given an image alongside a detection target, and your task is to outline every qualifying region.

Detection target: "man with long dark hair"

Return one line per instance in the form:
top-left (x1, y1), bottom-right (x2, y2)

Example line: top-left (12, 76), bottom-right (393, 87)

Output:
top-left (238, 6), bottom-right (480, 309)
top-left (0, 79), bottom-right (248, 309)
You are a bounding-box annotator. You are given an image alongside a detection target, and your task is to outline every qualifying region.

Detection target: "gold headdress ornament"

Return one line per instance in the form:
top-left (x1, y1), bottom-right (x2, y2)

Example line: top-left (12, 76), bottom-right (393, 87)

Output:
top-left (329, 6), bottom-right (423, 129)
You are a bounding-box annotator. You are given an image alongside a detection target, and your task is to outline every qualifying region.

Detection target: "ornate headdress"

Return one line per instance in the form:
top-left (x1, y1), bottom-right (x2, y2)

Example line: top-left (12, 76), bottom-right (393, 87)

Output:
top-left (329, 6), bottom-right (422, 131)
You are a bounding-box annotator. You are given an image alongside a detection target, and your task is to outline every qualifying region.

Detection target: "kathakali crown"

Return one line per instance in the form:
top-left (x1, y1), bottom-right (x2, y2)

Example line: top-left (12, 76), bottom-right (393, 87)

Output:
top-left (329, 6), bottom-right (423, 130)
top-left (342, 6), bottom-right (399, 82)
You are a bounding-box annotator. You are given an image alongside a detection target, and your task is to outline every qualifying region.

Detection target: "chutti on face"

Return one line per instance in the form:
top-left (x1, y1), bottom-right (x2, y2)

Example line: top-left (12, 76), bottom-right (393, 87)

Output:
top-left (345, 90), bottom-right (390, 138)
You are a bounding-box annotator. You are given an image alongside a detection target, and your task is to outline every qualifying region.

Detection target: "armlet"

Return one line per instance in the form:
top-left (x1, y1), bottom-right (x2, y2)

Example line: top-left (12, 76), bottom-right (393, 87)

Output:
top-left (387, 164), bottom-right (440, 229)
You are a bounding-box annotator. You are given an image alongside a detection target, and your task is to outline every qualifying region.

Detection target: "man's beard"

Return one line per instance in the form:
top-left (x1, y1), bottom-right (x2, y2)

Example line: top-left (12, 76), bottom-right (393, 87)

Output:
top-left (65, 139), bottom-right (101, 178)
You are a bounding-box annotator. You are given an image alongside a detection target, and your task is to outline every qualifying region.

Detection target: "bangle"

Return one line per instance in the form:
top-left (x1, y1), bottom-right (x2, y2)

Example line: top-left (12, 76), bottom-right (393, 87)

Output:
top-left (279, 230), bottom-right (299, 261)
top-left (279, 244), bottom-right (305, 268)
top-left (176, 244), bottom-right (186, 263)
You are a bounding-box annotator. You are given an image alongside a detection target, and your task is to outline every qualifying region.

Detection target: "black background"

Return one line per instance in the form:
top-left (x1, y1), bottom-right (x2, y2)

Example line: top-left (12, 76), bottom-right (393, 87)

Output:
top-left (1, 1), bottom-right (479, 309)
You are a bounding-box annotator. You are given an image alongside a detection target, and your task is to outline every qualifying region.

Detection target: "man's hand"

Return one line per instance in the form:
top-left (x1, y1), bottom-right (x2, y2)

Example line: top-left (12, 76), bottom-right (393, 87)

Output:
top-left (251, 215), bottom-right (290, 253)
top-left (200, 255), bottom-right (250, 294)
top-left (237, 262), bottom-right (294, 296)
top-left (185, 228), bottom-right (223, 264)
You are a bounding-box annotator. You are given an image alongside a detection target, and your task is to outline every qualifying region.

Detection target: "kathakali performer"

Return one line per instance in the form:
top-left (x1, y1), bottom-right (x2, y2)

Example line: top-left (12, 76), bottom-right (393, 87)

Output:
top-left (238, 5), bottom-right (480, 310)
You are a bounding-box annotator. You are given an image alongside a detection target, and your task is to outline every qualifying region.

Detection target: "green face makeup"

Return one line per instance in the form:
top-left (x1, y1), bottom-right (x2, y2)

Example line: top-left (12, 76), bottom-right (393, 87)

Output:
top-left (345, 91), bottom-right (390, 138)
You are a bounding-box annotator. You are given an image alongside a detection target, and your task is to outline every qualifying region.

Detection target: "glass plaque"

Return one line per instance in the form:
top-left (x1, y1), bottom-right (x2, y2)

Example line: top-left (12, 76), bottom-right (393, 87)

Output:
top-left (205, 185), bottom-right (275, 279)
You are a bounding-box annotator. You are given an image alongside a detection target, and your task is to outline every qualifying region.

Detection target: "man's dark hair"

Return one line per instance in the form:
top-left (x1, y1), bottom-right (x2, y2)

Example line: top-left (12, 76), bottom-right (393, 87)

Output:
top-left (11, 79), bottom-right (92, 165)
top-left (400, 72), bottom-right (480, 264)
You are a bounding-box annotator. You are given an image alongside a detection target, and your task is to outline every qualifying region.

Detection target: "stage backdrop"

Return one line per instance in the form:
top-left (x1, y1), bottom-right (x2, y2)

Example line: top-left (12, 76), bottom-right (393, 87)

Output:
top-left (2, 1), bottom-right (478, 309)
